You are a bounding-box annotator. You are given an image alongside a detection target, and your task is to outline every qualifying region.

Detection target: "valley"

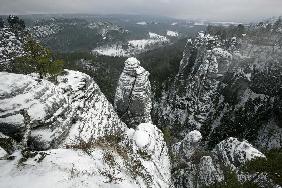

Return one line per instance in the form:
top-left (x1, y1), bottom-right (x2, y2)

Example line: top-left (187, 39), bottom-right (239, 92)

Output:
top-left (0, 13), bottom-right (281, 188)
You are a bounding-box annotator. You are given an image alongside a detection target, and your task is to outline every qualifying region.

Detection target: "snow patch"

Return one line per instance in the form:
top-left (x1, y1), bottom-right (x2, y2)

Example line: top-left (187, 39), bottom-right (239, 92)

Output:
top-left (167, 30), bottom-right (179, 37)
top-left (186, 130), bottom-right (202, 143)
top-left (0, 114), bottom-right (24, 125)
top-left (134, 129), bottom-right (150, 148)
top-left (0, 147), bottom-right (7, 158)
top-left (92, 33), bottom-right (169, 57)
top-left (92, 44), bottom-right (129, 57)
top-left (136, 21), bottom-right (147, 25)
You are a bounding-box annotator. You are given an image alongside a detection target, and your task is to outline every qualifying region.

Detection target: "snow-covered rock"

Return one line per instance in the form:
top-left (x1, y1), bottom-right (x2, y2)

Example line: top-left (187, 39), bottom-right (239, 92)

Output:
top-left (0, 123), bottom-right (172, 188)
top-left (129, 123), bottom-right (172, 187)
top-left (198, 156), bottom-right (224, 186)
top-left (153, 33), bottom-right (224, 133)
top-left (172, 155), bottom-right (224, 188)
top-left (155, 20), bottom-right (282, 187)
top-left (114, 57), bottom-right (152, 128)
top-left (0, 132), bottom-right (17, 155)
top-left (153, 25), bottom-right (282, 149)
top-left (0, 70), bottom-right (127, 150)
top-left (255, 120), bottom-right (282, 150)
top-left (0, 70), bottom-right (172, 188)
top-left (172, 137), bottom-right (265, 188)
top-left (171, 130), bottom-right (224, 187)
top-left (212, 47), bottom-right (232, 59)
top-left (134, 128), bottom-right (150, 148)
top-left (0, 146), bottom-right (171, 188)
top-left (213, 137), bottom-right (265, 169)
top-left (0, 147), bottom-right (7, 158)
top-left (173, 130), bottom-right (202, 161)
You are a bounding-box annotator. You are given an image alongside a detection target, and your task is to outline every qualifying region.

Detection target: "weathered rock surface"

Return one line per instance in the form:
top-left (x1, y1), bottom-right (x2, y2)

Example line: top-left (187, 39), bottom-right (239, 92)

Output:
top-left (153, 27), bottom-right (282, 151)
top-left (0, 123), bottom-right (172, 188)
top-left (0, 70), bottom-right (126, 150)
top-left (213, 137), bottom-right (265, 169)
top-left (163, 28), bottom-right (282, 187)
top-left (115, 57), bottom-right (152, 128)
top-left (172, 130), bottom-right (202, 161)
top-left (0, 70), bottom-right (172, 188)
top-left (153, 33), bottom-right (233, 138)
top-left (172, 133), bottom-right (265, 188)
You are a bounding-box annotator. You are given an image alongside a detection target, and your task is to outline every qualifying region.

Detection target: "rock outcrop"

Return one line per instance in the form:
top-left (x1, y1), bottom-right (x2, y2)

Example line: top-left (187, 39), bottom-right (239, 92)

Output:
top-left (213, 137), bottom-right (265, 169)
top-left (172, 131), bottom-right (265, 188)
top-left (114, 57), bottom-right (152, 128)
top-left (153, 25), bottom-right (282, 150)
top-left (0, 70), bottom-right (172, 188)
top-left (172, 130), bottom-right (202, 161)
top-left (155, 24), bottom-right (282, 186)
top-left (0, 70), bottom-right (126, 150)
top-left (153, 33), bottom-right (233, 138)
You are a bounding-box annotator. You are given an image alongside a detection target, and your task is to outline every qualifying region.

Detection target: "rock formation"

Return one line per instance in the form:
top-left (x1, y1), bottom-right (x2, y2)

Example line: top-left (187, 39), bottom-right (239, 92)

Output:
top-left (114, 57), bottom-right (152, 128)
top-left (172, 131), bottom-right (265, 188)
top-left (153, 27), bottom-right (282, 150)
top-left (0, 70), bottom-right (126, 150)
top-left (0, 70), bottom-right (172, 188)
top-left (154, 20), bottom-right (282, 186)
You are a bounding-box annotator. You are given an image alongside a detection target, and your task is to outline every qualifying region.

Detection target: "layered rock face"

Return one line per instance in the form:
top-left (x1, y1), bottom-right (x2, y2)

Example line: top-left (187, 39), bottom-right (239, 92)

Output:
top-left (115, 57), bottom-right (152, 128)
top-left (154, 27), bottom-right (282, 150)
top-left (0, 70), bottom-right (172, 188)
top-left (0, 70), bottom-right (126, 150)
top-left (172, 131), bottom-right (265, 188)
top-left (153, 33), bottom-right (233, 139)
top-left (212, 137), bottom-right (266, 169)
top-left (153, 19), bottom-right (282, 187)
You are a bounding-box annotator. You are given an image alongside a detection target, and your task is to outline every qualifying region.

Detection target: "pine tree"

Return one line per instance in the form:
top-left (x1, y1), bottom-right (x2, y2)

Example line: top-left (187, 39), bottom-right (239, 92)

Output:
top-left (15, 38), bottom-right (64, 80)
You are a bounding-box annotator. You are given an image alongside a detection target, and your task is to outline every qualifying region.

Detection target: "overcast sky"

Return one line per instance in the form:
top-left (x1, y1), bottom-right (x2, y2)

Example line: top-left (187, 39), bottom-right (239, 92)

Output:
top-left (0, 0), bottom-right (281, 22)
